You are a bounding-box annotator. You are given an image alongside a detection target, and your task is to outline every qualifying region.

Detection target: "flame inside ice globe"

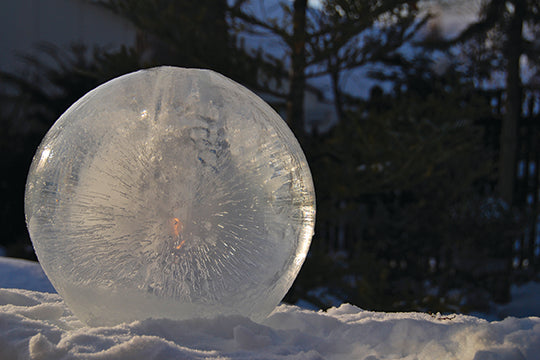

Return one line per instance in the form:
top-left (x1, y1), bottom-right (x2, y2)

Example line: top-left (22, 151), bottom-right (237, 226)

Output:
top-left (24, 67), bottom-right (315, 326)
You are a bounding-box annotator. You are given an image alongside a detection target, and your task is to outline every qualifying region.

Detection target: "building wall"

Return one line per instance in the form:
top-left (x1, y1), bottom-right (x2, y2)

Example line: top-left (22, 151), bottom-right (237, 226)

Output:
top-left (0, 0), bottom-right (135, 72)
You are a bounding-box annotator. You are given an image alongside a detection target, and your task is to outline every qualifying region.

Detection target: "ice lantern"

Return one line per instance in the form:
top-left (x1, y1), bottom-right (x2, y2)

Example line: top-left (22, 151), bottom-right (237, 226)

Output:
top-left (24, 67), bottom-right (315, 326)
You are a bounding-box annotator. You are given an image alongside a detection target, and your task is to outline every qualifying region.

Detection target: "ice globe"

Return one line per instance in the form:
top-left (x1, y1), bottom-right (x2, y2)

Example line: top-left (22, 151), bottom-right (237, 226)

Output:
top-left (24, 66), bottom-right (315, 326)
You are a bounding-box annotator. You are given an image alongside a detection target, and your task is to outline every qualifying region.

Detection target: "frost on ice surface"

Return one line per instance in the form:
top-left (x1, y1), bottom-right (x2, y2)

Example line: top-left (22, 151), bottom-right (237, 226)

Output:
top-left (24, 67), bottom-right (315, 326)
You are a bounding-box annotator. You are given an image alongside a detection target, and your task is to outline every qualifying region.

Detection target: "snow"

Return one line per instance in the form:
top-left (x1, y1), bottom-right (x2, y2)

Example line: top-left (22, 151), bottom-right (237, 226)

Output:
top-left (0, 257), bottom-right (55, 293)
top-left (495, 282), bottom-right (540, 319)
top-left (0, 257), bottom-right (539, 359)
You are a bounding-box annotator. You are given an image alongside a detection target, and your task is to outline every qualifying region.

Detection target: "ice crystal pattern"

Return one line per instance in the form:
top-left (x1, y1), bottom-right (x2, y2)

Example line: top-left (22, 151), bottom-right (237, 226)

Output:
top-left (25, 67), bottom-right (315, 326)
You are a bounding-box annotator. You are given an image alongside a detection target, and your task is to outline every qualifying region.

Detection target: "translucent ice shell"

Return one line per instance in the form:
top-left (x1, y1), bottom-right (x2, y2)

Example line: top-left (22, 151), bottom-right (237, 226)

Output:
top-left (24, 67), bottom-right (315, 326)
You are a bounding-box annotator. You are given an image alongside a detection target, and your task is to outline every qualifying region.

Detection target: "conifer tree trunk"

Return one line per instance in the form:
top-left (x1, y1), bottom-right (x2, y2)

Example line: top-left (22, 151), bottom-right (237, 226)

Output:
top-left (499, 0), bottom-right (524, 206)
top-left (496, 0), bottom-right (525, 304)
top-left (330, 63), bottom-right (346, 123)
top-left (286, 0), bottom-right (307, 140)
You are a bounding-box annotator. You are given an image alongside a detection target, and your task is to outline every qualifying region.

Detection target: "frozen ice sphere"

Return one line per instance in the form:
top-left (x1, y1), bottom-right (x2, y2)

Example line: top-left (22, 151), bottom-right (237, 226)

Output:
top-left (24, 66), bottom-right (315, 326)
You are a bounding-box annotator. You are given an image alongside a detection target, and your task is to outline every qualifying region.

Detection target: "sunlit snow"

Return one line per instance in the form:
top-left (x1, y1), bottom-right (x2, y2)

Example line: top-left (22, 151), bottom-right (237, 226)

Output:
top-left (1, 258), bottom-right (539, 360)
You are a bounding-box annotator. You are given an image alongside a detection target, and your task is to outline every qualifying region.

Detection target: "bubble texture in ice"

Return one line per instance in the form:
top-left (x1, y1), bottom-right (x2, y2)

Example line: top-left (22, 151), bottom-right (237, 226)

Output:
top-left (24, 67), bottom-right (315, 326)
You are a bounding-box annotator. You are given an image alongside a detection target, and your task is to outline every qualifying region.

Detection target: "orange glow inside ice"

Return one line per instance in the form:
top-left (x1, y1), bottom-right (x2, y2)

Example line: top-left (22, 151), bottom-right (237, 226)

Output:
top-left (170, 217), bottom-right (185, 249)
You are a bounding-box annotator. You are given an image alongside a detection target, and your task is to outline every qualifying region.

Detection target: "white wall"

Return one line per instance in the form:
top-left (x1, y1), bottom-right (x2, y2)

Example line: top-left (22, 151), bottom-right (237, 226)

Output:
top-left (0, 0), bottom-right (136, 72)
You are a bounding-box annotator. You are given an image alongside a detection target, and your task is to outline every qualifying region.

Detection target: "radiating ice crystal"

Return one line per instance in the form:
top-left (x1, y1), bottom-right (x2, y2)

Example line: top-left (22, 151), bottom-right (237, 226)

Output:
top-left (24, 67), bottom-right (315, 326)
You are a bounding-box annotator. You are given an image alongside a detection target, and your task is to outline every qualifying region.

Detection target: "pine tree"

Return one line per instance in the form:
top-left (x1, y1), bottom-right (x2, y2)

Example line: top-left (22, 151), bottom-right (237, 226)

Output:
top-left (311, 0), bottom-right (426, 122)
top-left (230, 0), bottom-right (425, 135)
top-left (287, 0), bottom-right (308, 140)
top-left (424, 0), bottom-right (540, 208)
top-left (287, 53), bottom-right (507, 312)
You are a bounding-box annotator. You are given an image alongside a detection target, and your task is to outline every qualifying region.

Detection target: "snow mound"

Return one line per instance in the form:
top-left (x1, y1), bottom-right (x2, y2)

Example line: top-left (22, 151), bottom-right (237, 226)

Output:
top-left (0, 287), bottom-right (539, 360)
top-left (495, 282), bottom-right (540, 319)
top-left (0, 257), bottom-right (55, 293)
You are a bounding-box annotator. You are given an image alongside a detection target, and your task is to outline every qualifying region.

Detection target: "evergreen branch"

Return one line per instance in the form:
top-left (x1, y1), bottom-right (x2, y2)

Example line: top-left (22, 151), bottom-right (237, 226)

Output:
top-left (228, 7), bottom-right (291, 43)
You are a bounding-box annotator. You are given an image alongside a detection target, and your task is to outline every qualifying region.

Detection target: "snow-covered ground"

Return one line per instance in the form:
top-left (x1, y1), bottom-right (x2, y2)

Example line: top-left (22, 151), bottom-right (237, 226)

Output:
top-left (1, 257), bottom-right (539, 360)
top-left (495, 282), bottom-right (540, 320)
